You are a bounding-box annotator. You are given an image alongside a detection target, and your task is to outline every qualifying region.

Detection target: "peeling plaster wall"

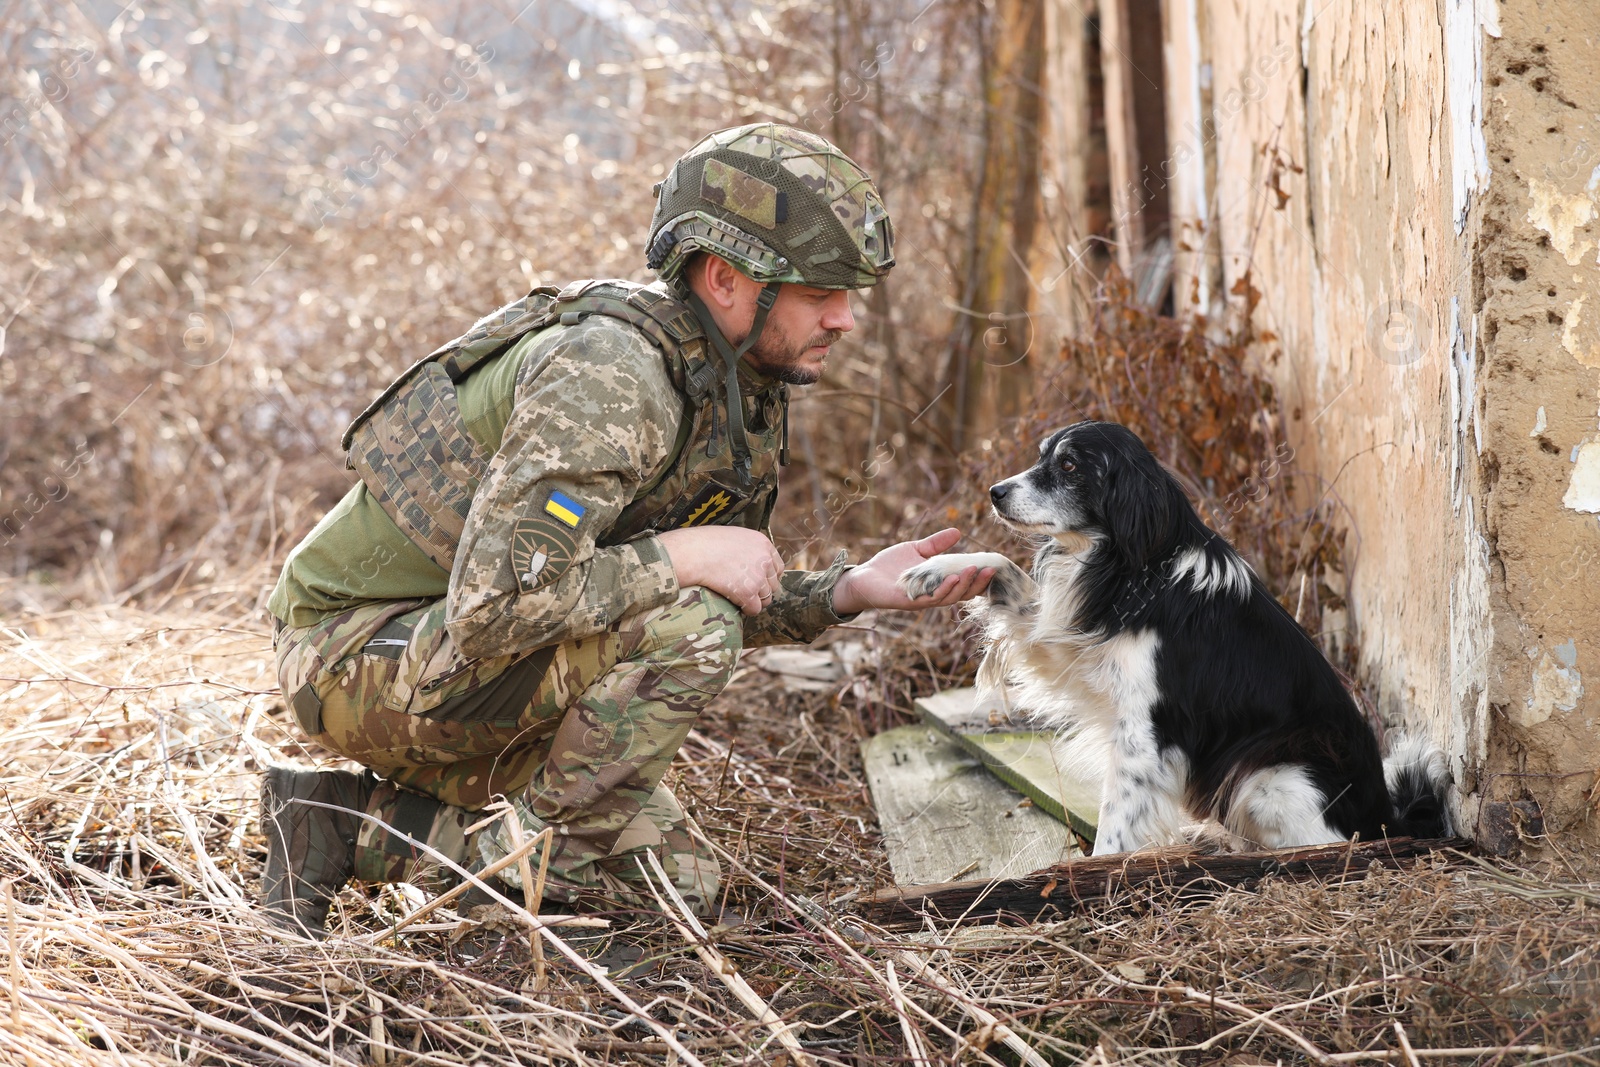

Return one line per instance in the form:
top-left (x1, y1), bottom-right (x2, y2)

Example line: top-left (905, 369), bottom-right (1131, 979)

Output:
top-left (1157, 0), bottom-right (1486, 828)
top-left (1143, 0), bottom-right (1600, 840)
top-left (1476, 3), bottom-right (1600, 840)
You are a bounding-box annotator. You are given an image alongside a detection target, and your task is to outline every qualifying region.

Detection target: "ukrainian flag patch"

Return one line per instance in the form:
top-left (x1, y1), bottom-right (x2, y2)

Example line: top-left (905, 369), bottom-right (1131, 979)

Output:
top-left (544, 490), bottom-right (585, 527)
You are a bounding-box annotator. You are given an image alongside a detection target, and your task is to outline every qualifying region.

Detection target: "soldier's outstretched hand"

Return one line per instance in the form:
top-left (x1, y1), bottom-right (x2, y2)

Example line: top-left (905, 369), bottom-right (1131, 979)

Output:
top-left (830, 528), bottom-right (994, 615)
top-left (656, 526), bottom-right (787, 616)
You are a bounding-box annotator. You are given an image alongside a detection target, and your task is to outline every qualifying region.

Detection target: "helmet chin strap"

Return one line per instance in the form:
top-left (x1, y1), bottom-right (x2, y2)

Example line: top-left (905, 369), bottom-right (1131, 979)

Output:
top-left (685, 282), bottom-right (780, 490)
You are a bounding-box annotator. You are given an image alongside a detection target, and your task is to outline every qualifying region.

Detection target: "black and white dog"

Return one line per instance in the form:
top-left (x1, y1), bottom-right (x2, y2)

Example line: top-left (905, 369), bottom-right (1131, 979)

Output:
top-left (902, 421), bottom-right (1448, 854)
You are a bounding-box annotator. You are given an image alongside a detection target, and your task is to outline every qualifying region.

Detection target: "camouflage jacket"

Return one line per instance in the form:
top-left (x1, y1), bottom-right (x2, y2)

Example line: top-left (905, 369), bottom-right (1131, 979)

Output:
top-left (343, 281), bottom-right (854, 659)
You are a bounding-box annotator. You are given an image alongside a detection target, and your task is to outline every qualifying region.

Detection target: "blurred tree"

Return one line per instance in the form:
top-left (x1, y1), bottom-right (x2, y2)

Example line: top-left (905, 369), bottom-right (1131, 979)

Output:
top-left (947, 0), bottom-right (1047, 452)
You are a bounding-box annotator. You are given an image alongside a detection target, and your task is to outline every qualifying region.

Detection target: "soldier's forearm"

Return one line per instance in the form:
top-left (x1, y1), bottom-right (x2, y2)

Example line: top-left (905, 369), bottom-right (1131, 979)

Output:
top-left (740, 552), bottom-right (858, 648)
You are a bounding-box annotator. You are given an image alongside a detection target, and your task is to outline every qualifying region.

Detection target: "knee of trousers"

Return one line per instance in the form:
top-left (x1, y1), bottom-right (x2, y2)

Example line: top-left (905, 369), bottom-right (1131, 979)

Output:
top-left (630, 586), bottom-right (744, 695)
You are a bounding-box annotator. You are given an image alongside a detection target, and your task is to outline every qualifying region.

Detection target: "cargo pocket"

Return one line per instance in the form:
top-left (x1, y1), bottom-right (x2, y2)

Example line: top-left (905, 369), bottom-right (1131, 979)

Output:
top-left (416, 645), bottom-right (557, 726)
top-left (376, 602), bottom-right (532, 723)
top-left (289, 681), bottom-right (325, 736)
top-left (275, 626), bottom-right (330, 736)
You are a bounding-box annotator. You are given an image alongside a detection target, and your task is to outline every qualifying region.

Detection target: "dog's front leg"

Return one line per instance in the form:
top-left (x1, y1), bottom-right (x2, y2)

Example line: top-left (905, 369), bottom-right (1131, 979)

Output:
top-left (899, 552), bottom-right (1036, 612)
top-left (1092, 715), bottom-right (1189, 854)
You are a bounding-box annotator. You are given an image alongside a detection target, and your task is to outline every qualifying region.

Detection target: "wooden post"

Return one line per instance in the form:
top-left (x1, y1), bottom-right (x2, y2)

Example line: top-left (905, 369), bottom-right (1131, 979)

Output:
top-left (1098, 0), bottom-right (1172, 295)
top-left (949, 0), bottom-right (1048, 451)
top-left (1099, 0), bottom-right (1143, 273)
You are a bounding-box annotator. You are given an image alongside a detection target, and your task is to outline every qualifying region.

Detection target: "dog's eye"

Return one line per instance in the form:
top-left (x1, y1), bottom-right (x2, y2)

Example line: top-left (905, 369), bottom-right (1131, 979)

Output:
top-left (1059, 458), bottom-right (1076, 473)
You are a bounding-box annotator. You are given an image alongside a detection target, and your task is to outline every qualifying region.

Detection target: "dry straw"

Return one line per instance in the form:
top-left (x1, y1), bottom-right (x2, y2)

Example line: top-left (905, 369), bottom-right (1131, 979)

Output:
top-left (2, 278), bottom-right (1596, 1062)
top-left (1, 576), bottom-right (1597, 1066)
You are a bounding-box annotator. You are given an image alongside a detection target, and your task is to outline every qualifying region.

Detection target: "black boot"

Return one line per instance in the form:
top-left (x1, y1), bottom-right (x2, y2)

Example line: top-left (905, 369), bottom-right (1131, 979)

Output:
top-left (259, 765), bottom-right (375, 938)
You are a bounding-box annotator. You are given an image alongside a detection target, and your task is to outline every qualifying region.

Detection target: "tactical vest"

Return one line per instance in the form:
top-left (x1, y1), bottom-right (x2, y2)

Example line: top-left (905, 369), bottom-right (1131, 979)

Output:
top-left (341, 279), bottom-right (787, 573)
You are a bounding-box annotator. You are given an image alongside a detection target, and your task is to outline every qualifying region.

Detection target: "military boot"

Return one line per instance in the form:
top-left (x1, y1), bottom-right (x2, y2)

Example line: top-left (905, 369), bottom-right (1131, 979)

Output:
top-left (259, 765), bottom-right (376, 938)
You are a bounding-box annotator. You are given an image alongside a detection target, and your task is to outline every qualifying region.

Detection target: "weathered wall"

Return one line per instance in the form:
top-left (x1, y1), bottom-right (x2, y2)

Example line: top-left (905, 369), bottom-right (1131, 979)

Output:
top-left (1476, 3), bottom-right (1600, 842)
top-left (1176, 0), bottom-right (1496, 833)
top-left (1054, 0), bottom-right (1600, 842)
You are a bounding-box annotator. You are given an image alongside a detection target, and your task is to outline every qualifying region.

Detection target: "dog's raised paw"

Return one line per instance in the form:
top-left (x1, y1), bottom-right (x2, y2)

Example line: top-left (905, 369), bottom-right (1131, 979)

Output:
top-left (899, 560), bottom-right (957, 600)
top-left (900, 552), bottom-right (1023, 602)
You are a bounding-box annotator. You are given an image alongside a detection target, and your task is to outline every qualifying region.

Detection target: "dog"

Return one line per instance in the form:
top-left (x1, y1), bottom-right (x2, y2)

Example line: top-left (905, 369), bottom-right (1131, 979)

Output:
top-left (901, 421), bottom-right (1449, 854)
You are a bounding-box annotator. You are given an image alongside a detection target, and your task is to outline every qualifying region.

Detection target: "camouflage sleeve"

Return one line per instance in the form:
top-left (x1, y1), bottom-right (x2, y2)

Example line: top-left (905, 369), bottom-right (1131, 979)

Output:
top-left (447, 318), bottom-right (683, 660)
top-left (741, 551), bottom-right (860, 648)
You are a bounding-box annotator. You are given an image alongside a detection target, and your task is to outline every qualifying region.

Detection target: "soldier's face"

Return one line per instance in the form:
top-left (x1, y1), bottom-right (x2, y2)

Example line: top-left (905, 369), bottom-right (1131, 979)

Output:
top-left (691, 255), bottom-right (856, 385)
top-left (745, 284), bottom-right (856, 385)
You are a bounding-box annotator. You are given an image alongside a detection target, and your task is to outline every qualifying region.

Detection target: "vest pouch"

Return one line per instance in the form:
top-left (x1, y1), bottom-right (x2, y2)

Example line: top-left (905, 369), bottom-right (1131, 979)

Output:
top-left (606, 384), bottom-right (784, 541)
top-left (347, 363), bottom-right (490, 573)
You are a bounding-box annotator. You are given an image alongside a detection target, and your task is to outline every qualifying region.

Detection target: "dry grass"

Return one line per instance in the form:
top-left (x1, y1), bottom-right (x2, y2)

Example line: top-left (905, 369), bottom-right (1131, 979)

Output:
top-left (1, 574), bottom-right (1597, 1067)
top-left (3, 214), bottom-right (1585, 1067)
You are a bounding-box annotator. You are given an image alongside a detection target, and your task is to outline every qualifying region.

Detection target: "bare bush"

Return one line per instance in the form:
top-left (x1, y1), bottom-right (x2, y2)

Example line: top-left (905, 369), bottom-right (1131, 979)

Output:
top-left (1, 0), bottom-right (990, 593)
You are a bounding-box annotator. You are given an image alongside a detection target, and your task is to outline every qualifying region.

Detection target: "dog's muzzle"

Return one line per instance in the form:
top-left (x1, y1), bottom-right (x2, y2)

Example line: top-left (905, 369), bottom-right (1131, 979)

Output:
top-left (992, 479), bottom-right (1030, 521)
top-left (989, 480), bottom-right (1017, 518)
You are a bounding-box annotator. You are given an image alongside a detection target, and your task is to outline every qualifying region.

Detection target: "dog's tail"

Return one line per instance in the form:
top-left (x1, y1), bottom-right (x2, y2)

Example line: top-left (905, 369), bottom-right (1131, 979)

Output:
top-left (1383, 733), bottom-right (1450, 838)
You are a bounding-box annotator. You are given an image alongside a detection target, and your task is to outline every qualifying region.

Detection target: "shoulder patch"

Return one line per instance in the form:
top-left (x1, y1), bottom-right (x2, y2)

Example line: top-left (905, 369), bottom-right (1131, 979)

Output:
top-left (544, 490), bottom-right (586, 527)
top-left (511, 514), bottom-right (580, 593)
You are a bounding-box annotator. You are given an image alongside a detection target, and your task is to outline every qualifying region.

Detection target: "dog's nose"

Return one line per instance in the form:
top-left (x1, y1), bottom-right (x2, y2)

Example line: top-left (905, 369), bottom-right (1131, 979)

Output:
top-left (989, 482), bottom-right (1012, 504)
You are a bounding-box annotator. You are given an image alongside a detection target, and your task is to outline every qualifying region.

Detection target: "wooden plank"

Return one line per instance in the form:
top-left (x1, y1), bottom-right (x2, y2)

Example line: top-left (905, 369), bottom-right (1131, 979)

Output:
top-left (916, 688), bottom-right (1102, 844)
top-left (860, 725), bottom-right (1080, 888)
top-left (858, 837), bottom-right (1473, 927)
top-left (914, 687), bottom-right (1034, 732)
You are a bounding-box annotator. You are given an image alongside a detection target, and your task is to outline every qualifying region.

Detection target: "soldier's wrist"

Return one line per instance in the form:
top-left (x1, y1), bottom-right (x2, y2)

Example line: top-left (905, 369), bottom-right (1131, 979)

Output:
top-left (829, 566), bottom-right (863, 617)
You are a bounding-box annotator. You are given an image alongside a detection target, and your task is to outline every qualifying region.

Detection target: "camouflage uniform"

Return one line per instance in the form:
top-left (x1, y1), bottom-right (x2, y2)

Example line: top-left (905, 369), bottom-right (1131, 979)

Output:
top-left (274, 585), bottom-right (753, 909)
top-left (265, 123), bottom-right (892, 920)
top-left (272, 308), bottom-right (851, 912)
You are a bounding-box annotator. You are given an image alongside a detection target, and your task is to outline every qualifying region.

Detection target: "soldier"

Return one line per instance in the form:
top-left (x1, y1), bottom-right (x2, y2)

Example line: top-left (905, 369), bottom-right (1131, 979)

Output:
top-left (261, 123), bottom-right (996, 937)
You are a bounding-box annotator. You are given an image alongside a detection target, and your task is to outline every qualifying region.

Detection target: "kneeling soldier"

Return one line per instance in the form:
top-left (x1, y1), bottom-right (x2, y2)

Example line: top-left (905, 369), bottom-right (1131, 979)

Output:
top-left (261, 123), bottom-right (994, 937)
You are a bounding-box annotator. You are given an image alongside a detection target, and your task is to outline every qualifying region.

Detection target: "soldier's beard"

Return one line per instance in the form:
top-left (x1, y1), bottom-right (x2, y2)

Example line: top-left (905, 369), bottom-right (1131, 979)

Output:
top-left (744, 323), bottom-right (844, 386)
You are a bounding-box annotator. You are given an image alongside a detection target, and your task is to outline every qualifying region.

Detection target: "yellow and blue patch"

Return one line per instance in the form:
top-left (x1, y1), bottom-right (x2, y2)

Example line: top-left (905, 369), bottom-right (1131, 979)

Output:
top-left (544, 490), bottom-right (585, 528)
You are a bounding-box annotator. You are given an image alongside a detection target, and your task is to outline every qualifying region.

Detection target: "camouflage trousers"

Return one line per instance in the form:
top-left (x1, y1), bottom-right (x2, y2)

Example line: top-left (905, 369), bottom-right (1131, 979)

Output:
top-left (272, 587), bottom-right (743, 914)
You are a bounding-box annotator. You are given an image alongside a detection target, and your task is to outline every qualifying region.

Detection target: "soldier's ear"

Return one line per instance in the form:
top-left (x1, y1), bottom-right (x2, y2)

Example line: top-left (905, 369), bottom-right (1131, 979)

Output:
top-left (699, 254), bottom-right (743, 309)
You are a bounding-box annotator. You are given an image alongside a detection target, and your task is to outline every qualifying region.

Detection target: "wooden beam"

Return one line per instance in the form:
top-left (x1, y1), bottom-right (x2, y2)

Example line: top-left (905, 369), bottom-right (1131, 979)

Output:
top-left (859, 837), bottom-right (1471, 927)
top-left (1160, 0), bottom-right (1216, 315)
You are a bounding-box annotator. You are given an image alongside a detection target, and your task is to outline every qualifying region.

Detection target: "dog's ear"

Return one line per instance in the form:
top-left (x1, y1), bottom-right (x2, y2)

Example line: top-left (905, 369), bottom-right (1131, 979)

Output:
top-left (1101, 452), bottom-right (1186, 571)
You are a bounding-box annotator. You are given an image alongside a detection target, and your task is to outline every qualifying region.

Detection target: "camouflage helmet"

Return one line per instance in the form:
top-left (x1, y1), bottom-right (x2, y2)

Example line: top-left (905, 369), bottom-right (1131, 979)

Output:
top-left (647, 122), bottom-right (895, 290)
